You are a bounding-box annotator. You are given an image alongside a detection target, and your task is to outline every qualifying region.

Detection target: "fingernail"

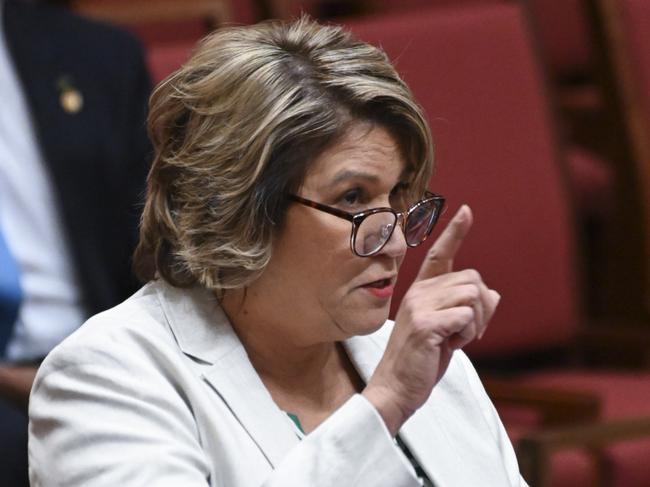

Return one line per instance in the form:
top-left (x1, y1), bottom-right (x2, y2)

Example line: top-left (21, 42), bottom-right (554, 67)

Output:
top-left (456, 205), bottom-right (468, 221)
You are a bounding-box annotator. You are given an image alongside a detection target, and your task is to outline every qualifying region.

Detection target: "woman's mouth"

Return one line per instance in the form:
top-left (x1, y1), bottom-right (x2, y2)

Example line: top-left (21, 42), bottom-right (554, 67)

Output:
top-left (361, 278), bottom-right (395, 299)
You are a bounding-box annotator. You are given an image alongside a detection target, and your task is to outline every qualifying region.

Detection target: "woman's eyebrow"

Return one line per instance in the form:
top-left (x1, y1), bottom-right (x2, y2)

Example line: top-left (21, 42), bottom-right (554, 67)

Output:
top-left (327, 170), bottom-right (380, 188)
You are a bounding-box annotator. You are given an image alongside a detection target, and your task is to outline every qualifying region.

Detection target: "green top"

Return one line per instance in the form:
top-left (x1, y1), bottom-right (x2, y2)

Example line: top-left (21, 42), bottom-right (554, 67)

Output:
top-left (286, 412), bottom-right (305, 435)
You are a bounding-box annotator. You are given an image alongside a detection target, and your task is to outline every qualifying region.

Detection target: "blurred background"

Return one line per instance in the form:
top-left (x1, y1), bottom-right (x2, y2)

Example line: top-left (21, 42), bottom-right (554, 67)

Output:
top-left (17, 0), bottom-right (650, 485)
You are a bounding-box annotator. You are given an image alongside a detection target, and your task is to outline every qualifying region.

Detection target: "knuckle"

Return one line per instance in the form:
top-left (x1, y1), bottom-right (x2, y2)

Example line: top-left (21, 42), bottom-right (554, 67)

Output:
top-left (426, 245), bottom-right (442, 260)
top-left (408, 316), bottom-right (433, 340)
top-left (463, 268), bottom-right (482, 282)
top-left (465, 284), bottom-right (481, 302)
top-left (413, 321), bottom-right (431, 338)
top-left (457, 306), bottom-right (475, 324)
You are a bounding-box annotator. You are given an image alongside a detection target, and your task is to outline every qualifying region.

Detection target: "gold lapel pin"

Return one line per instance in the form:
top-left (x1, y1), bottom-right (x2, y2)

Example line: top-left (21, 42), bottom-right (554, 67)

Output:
top-left (57, 76), bottom-right (83, 114)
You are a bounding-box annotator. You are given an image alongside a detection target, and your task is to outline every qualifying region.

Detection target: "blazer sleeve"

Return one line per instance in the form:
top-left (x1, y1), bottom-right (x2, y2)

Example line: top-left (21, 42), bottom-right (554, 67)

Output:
top-left (261, 394), bottom-right (421, 487)
top-left (29, 345), bottom-right (212, 487)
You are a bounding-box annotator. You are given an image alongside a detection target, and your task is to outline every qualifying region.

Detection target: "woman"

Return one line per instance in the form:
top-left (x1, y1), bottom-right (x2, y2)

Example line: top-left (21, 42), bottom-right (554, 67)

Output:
top-left (29, 17), bottom-right (527, 487)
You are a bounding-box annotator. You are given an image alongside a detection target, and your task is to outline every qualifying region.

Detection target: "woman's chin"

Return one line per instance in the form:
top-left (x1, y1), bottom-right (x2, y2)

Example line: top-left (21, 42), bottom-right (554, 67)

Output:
top-left (346, 307), bottom-right (390, 337)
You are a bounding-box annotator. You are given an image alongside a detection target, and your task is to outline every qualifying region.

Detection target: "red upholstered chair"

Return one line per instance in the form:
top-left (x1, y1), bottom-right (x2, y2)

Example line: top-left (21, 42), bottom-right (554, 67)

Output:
top-left (347, 0), bottom-right (616, 314)
top-left (72, 0), bottom-right (260, 45)
top-left (146, 42), bottom-right (196, 85)
top-left (73, 0), bottom-right (257, 85)
top-left (523, 2), bottom-right (615, 296)
top-left (346, 4), bottom-right (650, 486)
top-left (355, 0), bottom-right (594, 81)
top-left (364, 0), bottom-right (493, 12)
top-left (528, 0), bottom-right (595, 82)
top-left (523, 1), bottom-right (618, 244)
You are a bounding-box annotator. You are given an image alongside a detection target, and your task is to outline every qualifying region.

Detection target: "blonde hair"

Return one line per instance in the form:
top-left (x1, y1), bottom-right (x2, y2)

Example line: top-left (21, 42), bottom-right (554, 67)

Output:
top-left (134, 16), bottom-right (433, 291)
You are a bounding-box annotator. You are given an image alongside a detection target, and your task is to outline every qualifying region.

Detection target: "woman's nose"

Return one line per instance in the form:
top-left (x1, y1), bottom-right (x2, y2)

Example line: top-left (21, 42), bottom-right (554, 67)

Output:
top-left (379, 217), bottom-right (408, 258)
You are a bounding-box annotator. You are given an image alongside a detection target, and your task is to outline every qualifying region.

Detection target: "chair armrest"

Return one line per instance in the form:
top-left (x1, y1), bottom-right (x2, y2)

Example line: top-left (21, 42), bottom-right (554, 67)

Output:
top-left (483, 378), bottom-right (600, 426)
top-left (516, 416), bottom-right (650, 487)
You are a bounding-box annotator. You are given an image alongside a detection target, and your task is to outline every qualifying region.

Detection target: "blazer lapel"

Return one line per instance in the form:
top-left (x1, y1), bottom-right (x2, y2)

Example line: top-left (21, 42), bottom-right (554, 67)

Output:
top-left (156, 282), bottom-right (299, 468)
top-left (202, 351), bottom-right (300, 468)
top-left (399, 400), bottom-right (477, 487)
top-left (402, 371), bottom-right (514, 486)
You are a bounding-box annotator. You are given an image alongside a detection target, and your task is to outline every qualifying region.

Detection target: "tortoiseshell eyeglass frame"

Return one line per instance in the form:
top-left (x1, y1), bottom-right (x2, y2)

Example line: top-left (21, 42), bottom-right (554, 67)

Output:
top-left (287, 191), bottom-right (445, 257)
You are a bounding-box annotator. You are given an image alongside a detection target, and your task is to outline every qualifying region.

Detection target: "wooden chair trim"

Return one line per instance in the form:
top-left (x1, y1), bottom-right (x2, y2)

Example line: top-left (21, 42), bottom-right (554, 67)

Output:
top-left (588, 0), bottom-right (650, 305)
top-left (517, 416), bottom-right (650, 487)
top-left (520, 415), bottom-right (650, 451)
top-left (483, 378), bottom-right (601, 426)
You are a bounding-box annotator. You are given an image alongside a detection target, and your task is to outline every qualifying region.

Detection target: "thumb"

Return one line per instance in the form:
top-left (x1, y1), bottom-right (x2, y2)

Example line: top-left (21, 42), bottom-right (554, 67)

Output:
top-left (415, 204), bottom-right (473, 281)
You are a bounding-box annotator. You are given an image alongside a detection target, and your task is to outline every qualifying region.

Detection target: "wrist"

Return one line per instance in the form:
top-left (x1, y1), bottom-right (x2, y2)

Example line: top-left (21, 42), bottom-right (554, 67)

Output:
top-left (362, 384), bottom-right (412, 436)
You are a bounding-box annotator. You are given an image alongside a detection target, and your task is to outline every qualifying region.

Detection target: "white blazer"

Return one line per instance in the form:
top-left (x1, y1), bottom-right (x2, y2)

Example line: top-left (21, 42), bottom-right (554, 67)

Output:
top-left (29, 280), bottom-right (528, 487)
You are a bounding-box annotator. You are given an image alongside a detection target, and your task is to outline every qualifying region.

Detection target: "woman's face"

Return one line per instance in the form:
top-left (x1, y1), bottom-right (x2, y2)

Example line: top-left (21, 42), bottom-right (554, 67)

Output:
top-left (243, 122), bottom-right (411, 346)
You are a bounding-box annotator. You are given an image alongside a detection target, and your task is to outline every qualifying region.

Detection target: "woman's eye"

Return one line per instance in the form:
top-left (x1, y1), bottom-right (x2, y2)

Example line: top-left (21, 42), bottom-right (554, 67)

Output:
top-left (340, 188), bottom-right (362, 206)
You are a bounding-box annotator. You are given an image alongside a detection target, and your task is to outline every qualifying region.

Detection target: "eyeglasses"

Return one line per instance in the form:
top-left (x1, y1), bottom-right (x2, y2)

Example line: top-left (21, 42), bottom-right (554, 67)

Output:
top-left (288, 191), bottom-right (445, 257)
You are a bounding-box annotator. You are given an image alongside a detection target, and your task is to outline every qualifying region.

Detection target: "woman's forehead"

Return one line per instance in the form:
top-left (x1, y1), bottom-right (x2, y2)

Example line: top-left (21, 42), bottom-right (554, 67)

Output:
top-left (302, 125), bottom-right (407, 192)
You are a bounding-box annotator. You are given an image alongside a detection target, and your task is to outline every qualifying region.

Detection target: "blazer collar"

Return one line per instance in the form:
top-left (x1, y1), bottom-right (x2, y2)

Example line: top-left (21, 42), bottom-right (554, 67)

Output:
top-left (155, 281), bottom-right (504, 485)
top-left (155, 280), bottom-right (236, 364)
top-left (155, 281), bottom-right (300, 467)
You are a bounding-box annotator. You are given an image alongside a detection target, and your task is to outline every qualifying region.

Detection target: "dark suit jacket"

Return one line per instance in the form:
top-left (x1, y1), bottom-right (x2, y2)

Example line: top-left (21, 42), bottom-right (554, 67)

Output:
top-left (2, 0), bottom-right (152, 325)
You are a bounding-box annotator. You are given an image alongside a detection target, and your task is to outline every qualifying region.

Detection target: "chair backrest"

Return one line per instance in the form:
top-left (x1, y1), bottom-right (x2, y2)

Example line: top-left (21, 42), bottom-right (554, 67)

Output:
top-left (146, 42), bottom-right (196, 85)
top-left (72, 0), bottom-right (260, 89)
top-left (528, 0), bottom-right (595, 80)
top-left (359, 0), bottom-right (595, 81)
top-left (71, 0), bottom-right (259, 45)
top-left (590, 0), bottom-right (650, 313)
top-left (364, 0), bottom-right (495, 13)
top-left (346, 2), bottom-right (582, 359)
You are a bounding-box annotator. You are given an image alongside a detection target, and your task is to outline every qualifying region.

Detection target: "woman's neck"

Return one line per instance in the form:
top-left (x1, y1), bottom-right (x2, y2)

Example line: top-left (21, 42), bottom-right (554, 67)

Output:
top-left (220, 289), bottom-right (364, 414)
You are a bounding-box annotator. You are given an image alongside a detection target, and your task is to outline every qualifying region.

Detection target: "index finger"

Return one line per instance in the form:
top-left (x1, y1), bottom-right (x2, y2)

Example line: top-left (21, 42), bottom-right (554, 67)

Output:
top-left (415, 204), bottom-right (473, 281)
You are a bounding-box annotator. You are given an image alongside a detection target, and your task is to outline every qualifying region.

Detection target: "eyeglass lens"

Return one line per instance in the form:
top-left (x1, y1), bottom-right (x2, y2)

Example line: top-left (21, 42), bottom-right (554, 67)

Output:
top-left (354, 199), bottom-right (437, 256)
top-left (405, 200), bottom-right (437, 246)
top-left (355, 212), bottom-right (397, 256)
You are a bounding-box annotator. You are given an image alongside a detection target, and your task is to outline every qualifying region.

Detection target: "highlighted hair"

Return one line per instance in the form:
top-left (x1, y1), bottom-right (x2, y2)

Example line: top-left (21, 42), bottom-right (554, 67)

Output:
top-left (134, 16), bottom-right (433, 292)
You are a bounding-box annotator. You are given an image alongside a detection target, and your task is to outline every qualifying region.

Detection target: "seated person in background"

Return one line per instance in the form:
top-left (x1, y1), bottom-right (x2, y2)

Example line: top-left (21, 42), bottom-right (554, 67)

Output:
top-left (0, 0), bottom-right (151, 485)
top-left (29, 17), bottom-right (528, 487)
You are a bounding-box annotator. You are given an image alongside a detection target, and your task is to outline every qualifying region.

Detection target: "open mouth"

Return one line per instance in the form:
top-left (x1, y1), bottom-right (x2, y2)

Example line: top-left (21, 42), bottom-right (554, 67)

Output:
top-left (363, 278), bottom-right (392, 289)
top-left (361, 277), bottom-right (395, 299)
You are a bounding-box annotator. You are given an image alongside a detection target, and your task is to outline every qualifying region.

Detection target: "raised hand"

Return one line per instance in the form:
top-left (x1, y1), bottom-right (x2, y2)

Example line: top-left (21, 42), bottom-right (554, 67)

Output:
top-left (363, 205), bottom-right (500, 435)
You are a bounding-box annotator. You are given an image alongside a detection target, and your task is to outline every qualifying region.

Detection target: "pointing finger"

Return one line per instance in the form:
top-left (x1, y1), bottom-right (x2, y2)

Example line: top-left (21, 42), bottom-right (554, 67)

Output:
top-left (416, 205), bottom-right (473, 281)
